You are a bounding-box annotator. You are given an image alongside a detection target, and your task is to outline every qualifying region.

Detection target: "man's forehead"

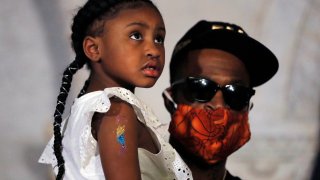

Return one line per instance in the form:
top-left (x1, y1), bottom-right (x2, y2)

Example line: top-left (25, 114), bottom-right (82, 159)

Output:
top-left (183, 49), bottom-right (250, 85)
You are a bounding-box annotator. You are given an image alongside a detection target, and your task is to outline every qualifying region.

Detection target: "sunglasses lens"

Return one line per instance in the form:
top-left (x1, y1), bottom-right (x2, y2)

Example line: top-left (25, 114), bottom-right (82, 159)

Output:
top-left (185, 78), bottom-right (216, 102)
top-left (223, 85), bottom-right (253, 110)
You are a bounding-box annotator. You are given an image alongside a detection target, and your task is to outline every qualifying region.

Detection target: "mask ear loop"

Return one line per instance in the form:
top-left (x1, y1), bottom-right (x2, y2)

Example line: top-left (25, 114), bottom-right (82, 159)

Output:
top-left (249, 102), bottom-right (254, 111)
top-left (162, 89), bottom-right (177, 111)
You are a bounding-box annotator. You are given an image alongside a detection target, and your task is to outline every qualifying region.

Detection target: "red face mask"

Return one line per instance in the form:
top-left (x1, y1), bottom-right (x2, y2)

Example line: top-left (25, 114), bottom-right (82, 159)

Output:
top-left (169, 104), bottom-right (251, 164)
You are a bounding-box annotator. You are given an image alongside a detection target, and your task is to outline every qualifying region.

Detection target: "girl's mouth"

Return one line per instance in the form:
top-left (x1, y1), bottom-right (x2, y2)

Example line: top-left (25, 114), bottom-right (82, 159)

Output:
top-left (142, 61), bottom-right (161, 78)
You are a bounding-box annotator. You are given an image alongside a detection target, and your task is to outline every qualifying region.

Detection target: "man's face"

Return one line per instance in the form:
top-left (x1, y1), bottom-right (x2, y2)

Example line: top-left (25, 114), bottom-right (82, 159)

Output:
top-left (173, 48), bottom-right (251, 112)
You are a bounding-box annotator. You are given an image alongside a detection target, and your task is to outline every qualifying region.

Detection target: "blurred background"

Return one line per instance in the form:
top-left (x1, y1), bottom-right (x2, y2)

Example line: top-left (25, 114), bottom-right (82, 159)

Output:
top-left (0, 0), bottom-right (319, 179)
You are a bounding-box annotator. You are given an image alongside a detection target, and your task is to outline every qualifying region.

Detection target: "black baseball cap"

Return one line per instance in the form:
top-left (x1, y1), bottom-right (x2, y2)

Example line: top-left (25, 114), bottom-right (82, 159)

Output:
top-left (170, 20), bottom-right (279, 87)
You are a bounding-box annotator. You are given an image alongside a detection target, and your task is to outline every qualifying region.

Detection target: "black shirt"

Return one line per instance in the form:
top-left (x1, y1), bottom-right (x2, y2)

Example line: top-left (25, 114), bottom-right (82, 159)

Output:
top-left (225, 170), bottom-right (241, 180)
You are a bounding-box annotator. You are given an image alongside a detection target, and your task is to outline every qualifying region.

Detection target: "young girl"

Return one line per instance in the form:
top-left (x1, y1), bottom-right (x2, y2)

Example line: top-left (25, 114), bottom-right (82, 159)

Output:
top-left (39, 0), bottom-right (192, 179)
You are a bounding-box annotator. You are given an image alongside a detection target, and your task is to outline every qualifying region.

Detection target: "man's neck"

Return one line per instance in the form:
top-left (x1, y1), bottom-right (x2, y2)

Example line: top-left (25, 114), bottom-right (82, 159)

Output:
top-left (186, 158), bottom-right (227, 180)
top-left (170, 137), bottom-right (227, 180)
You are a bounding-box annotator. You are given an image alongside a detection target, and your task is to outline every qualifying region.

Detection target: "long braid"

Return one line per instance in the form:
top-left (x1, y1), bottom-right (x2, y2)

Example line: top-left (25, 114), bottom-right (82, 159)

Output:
top-left (77, 77), bottom-right (91, 98)
top-left (52, 0), bottom-right (159, 179)
top-left (53, 57), bottom-right (86, 180)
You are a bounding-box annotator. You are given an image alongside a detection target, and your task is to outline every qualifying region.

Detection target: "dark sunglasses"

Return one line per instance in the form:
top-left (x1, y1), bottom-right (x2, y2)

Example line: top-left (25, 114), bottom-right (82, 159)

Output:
top-left (172, 77), bottom-right (255, 111)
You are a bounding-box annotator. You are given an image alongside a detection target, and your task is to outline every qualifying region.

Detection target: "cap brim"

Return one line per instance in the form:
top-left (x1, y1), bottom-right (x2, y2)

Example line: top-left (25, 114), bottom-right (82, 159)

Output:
top-left (173, 30), bottom-right (279, 87)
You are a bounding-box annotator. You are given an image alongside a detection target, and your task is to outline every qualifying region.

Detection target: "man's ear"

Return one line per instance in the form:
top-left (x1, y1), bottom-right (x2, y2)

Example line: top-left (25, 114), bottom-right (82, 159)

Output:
top-left (83, 36), bottom-right (101, 62)
top-left (162, 87), bottom-right (177, 115)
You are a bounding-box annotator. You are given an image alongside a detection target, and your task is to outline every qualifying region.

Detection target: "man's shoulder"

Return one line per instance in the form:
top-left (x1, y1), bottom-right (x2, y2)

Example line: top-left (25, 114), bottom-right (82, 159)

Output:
top-left (225, 170), bottom-right (242, 180)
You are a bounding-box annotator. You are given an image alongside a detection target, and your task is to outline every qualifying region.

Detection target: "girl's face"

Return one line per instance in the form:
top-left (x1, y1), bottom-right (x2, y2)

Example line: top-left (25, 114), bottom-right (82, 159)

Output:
top-left (90, 6), bottom-right (165, 91)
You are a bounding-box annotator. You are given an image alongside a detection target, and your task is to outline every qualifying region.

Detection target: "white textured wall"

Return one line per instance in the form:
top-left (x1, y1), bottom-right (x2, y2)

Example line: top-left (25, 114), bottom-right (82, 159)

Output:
top-left (0, 0), bottom-right (319, 179)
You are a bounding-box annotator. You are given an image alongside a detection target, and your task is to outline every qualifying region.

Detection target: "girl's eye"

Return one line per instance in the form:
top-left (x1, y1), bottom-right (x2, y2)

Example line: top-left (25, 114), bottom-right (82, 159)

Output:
top-left (155, 35), bottom-right (164, 44)
top-left (130, 32), bottom-right (142, 40)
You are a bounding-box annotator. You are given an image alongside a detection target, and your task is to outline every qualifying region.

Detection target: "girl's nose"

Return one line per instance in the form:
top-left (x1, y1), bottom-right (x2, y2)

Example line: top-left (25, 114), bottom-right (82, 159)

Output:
top-left (147, 52), bottom-right (160, 60)
top-left (146, 43), bottom-right (161, 60)
top-left (204, 90), bottom-right (226, 110)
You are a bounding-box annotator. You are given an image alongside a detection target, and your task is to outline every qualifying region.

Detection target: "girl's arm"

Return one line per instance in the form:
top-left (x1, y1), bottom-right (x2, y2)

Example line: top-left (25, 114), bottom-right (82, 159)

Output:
top-left (92, 98), bottom-right (141, 180)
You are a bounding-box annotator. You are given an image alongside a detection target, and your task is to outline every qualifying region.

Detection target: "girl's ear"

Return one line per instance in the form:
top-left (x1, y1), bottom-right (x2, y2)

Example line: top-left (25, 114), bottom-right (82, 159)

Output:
top-left (83, 36), bottom-right (101, 62)
top-left (162, 87), bottom-right (177, 115)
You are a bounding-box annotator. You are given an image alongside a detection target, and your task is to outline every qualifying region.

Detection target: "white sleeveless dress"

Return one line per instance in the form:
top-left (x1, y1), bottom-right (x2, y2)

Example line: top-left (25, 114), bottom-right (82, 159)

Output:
top-left (39, 87), bottom-right (192, 180)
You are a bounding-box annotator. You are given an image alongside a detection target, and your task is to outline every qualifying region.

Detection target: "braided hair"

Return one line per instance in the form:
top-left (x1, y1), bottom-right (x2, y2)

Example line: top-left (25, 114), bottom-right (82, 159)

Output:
top-left (52, 0), bottom-right (159, 179)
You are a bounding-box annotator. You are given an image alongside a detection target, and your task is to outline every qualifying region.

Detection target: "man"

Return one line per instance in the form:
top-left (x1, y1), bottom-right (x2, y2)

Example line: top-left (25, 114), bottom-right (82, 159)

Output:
top-left (163, 20), bottom-right (279, 179)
